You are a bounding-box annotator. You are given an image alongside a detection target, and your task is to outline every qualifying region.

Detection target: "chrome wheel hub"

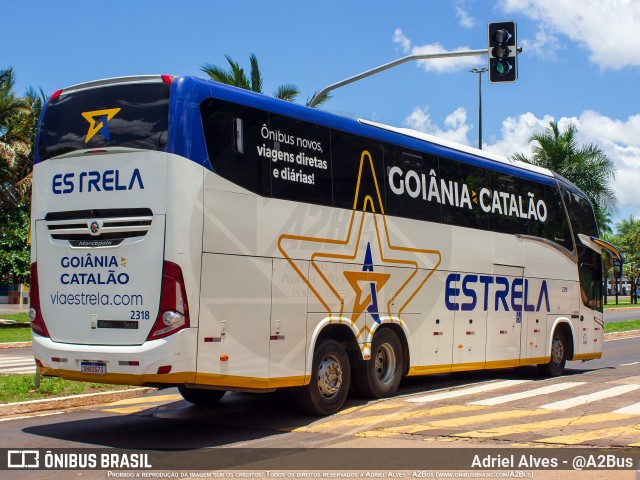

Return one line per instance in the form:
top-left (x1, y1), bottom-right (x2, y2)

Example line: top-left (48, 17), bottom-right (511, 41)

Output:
top-left (317, 354), bottom-right (343, 399)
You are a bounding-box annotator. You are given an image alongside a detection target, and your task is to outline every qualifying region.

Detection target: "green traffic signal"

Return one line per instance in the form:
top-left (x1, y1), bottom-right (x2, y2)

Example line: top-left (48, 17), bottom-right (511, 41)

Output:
top-left (488, 21), bottom-right (517, 83)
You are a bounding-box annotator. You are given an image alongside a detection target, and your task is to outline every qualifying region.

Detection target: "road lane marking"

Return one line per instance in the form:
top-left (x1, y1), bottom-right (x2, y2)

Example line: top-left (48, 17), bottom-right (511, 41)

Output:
top-left (537, 425), bottom-right (640, 445)
top-left (539, 384), bottom-right (640, 410)
top-left (619, 362), bottom-right (639, 367)
top-left (296, 404), bottom-right (485, 432)
top-left (99, 394), bottom-right (183, 413)
top-left (613, 401), bottom-right (640, 415)
top-left (101, 394), bottom-right (182, 407)
top-left (406, 380), bottom-right (531, 403)
top-left (454, 412), bottom-right (636, 438)
top-left (338, 401), bottom-right (406, 415)
top-left (469, 382), bottom-right (584, 406)
top-left (355, 408), bottom-right (552, 437)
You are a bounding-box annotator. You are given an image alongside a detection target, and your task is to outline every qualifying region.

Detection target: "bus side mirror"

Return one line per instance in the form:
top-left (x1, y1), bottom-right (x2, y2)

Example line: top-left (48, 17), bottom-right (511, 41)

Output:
top-left (613, 259), bottom-right (622, 279)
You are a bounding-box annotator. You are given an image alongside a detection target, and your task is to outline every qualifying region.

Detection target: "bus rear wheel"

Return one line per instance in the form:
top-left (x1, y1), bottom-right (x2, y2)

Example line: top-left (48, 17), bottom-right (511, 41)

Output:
top-left (178, 385), bottom-right (226, 406)
top-left (354, 329), bottom-right (403, 399)
top-left (538, 328), bottom-right (568, 377)
top-left (294, 339), bottom-right (350, 416)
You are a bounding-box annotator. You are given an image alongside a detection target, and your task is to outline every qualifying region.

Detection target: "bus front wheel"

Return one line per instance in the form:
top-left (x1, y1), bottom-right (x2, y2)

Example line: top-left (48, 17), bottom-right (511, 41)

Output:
top-left (178, 385), bottom-right (226, 406)
top-left (294, 339), bottom-right (350, 416)
top-left (538, 328), bottom-right (568, 377)
top-left (354, 329), bottom-right (403, 398)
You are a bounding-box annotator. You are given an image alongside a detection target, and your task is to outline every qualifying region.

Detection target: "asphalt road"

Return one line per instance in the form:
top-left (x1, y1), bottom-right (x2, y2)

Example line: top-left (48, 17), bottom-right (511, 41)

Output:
top-left (1, 336), bottom-right (638, 466)
top-left (605, 307), bottom-right (640, 323)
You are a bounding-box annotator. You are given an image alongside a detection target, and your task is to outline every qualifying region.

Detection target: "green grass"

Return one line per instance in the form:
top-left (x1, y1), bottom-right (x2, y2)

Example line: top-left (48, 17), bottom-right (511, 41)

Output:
top-left (0, 328), bottom-right (31, 343)
top-left (0, 313), bottom-right (30, 323)
top-left (604, 319), bottom-right (640, 333)
top-left (0, 374), bottom-right (135, 404)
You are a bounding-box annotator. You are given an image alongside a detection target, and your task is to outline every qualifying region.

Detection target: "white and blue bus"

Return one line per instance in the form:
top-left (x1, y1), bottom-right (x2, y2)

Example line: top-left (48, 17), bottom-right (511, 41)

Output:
top-left (30, 75), bottom-right (621, 415)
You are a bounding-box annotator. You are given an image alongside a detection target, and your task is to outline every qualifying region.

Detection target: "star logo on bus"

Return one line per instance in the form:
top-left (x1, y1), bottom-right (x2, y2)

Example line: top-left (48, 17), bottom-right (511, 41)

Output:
top-left (278, 150), bottom-right (442, 334)
top-left (344, 243), bottom-right (390, 325)
top-left (81, 108), bottom-right (121, 143)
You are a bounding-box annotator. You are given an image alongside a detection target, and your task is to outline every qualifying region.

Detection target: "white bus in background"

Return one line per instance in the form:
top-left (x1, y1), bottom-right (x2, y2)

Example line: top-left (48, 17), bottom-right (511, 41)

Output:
top-left (30, 75), bottom-right (622, 415)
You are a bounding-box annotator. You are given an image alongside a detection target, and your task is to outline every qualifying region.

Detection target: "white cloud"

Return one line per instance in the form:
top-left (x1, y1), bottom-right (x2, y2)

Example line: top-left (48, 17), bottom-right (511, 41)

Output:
top-left (456, 6), bottom-right (476, 28)
top-left (483, 112), bottom-right (554, 157)
top-left (404, 106), bottom-right (472, 144)
top-left (501, 0), bottom-right (640, 69)
top-left (402, 105), bottom-right (640, 222)
top-left (484, 110), bottom-right (640, 222)
top-left (393, 28), bottom-right (483, 73)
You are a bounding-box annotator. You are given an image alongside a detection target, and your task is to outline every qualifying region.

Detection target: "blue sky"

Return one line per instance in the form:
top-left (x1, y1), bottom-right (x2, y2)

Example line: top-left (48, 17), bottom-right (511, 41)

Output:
top-left (5, 0), bottom-right (640, 227)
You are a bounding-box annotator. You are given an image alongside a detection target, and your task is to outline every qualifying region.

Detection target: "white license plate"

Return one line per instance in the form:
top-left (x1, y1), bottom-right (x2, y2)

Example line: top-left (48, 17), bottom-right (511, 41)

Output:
top-left (81, 362), bottom-right (106, 374)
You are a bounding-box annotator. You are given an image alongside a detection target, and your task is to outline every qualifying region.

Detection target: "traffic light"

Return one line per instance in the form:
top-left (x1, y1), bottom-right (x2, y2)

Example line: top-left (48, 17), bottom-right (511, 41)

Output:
top-left (488, 21), bottom-right (517, 83)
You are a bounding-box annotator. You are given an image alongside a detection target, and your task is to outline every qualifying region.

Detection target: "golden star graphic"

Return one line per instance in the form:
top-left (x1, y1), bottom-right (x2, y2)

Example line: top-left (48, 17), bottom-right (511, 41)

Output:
top-left (278, 150), bottom-right (441, 336)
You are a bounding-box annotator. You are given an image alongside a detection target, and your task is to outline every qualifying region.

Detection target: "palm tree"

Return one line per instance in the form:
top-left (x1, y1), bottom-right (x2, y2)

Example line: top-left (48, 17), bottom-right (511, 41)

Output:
top-left (0, 68), bottom-right (45, 210)
top-left (201, 53), bottom-right (330, 107)
top-left (512, 121), bottom-right (616, 232)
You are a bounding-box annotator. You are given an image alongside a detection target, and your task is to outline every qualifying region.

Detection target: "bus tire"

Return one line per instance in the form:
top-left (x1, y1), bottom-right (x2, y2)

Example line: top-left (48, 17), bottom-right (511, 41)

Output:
top-left (538, 328), bottom-right (568, 377)
top-left (178, 386), bottom-right (226, 406)
top-left (294, 339), bottom-right (350, 416)
top-left (354, 329), bottom-right (403, 399)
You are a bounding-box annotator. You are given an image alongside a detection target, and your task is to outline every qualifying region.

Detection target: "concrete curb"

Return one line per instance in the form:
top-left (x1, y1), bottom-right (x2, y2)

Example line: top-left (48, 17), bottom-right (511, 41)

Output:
top-left (0, 387), bottom-right (156, 417)
top-left (604, 329), bottom-right (640, 341)
top-left (0, 341), bottom-right (31, 349)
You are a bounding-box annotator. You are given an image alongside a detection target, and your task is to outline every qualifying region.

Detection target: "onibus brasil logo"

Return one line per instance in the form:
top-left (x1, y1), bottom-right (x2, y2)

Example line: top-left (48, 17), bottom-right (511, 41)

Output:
top-left (81, 108), bottom-right (121, 143)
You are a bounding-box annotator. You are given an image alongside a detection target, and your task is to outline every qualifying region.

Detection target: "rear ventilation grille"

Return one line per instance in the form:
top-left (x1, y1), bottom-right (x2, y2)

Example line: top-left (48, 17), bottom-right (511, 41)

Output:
top-left (45, 208), bottom-right (153, 246)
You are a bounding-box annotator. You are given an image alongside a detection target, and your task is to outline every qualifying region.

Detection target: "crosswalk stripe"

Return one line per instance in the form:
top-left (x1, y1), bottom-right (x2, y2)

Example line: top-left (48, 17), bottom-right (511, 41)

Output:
top-left (613, 401), bottom-right (640, 415)
top-left (0, 359), bottom-right (34, 365)
top-left (454, 412), bottom-right (636, 438)
top-left (338, 401), bottom-right (406, 415)
top-left (406, 380), bottom-right (531, 403)
top-left (356, 409), bottom-right (552, 437)
top-left (539, 384), bottom-right (640, 410)
top-left (536, 425), bottom-right (640, 445)
top-left (0, 366), bottom-right (35, 373)
top-left (296, 405), bottom-right (485, 432)
top-left (469, 382), bottom-right (584, 406)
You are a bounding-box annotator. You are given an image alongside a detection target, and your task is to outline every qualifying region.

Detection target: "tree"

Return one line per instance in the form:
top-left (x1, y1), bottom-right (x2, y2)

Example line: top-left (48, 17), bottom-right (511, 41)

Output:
top-left (0, 201), bottom-right (30, 283)
top-left (0, 67), bottom-right (45, 287)
top-left (610, 216), bottom-right (640, 304)
top-left (512, 121), bottom-right (616, 233)
top-left (201, 53), bottom-right (331, 107)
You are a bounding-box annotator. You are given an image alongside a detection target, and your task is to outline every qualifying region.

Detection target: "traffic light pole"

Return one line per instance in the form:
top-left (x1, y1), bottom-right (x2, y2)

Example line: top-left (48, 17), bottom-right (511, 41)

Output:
top-left (308, 49), bottom-right (487, 108)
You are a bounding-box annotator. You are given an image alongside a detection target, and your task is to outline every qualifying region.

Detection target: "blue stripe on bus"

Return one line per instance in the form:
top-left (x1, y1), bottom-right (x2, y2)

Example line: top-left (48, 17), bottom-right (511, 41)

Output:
top-left (167, 76), bottom-right (556, 187)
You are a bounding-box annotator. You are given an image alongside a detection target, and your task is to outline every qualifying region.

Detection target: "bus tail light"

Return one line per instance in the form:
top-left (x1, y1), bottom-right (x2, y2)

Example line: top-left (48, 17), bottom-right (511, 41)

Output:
top-left (29, 263), bottom-right (50, 338)
top-left (147, 261), bottom-right (190, 341)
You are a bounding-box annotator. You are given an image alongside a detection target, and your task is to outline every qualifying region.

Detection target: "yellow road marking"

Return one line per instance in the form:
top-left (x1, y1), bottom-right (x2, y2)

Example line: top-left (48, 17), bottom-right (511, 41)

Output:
top-left (356, 409), bottom-right (551, 437)
top-left (338, 401), bottom-right (406, 415)
top-left (101, 394), bottom-right (182, 407)
top-left (455, 412), bottom-right (636, 438)
top-left (296, 405), bottom-right (484, 432)
top-left (537, 425), bottom-right (640, 445)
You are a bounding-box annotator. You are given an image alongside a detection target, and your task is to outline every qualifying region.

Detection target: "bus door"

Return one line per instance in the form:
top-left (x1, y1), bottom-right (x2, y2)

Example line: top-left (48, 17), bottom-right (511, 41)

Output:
top-left (485, 265), bottom-right (524, 367)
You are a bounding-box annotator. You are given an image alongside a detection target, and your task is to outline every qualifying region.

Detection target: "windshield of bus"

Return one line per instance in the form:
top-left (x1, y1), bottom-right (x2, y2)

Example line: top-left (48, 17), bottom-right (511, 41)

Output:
top-left (37, 80), bottom-right (170, 162)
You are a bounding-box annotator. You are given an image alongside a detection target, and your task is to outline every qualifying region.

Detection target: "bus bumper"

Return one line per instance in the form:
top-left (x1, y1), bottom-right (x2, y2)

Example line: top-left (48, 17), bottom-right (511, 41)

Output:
top-left (31, 328), bottom-right (197, 386)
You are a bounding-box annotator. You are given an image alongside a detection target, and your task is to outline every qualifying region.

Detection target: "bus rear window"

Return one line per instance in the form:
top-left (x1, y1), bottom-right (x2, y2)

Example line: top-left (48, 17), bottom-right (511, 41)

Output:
top-left (37, 82), bottom-right (170, 162)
